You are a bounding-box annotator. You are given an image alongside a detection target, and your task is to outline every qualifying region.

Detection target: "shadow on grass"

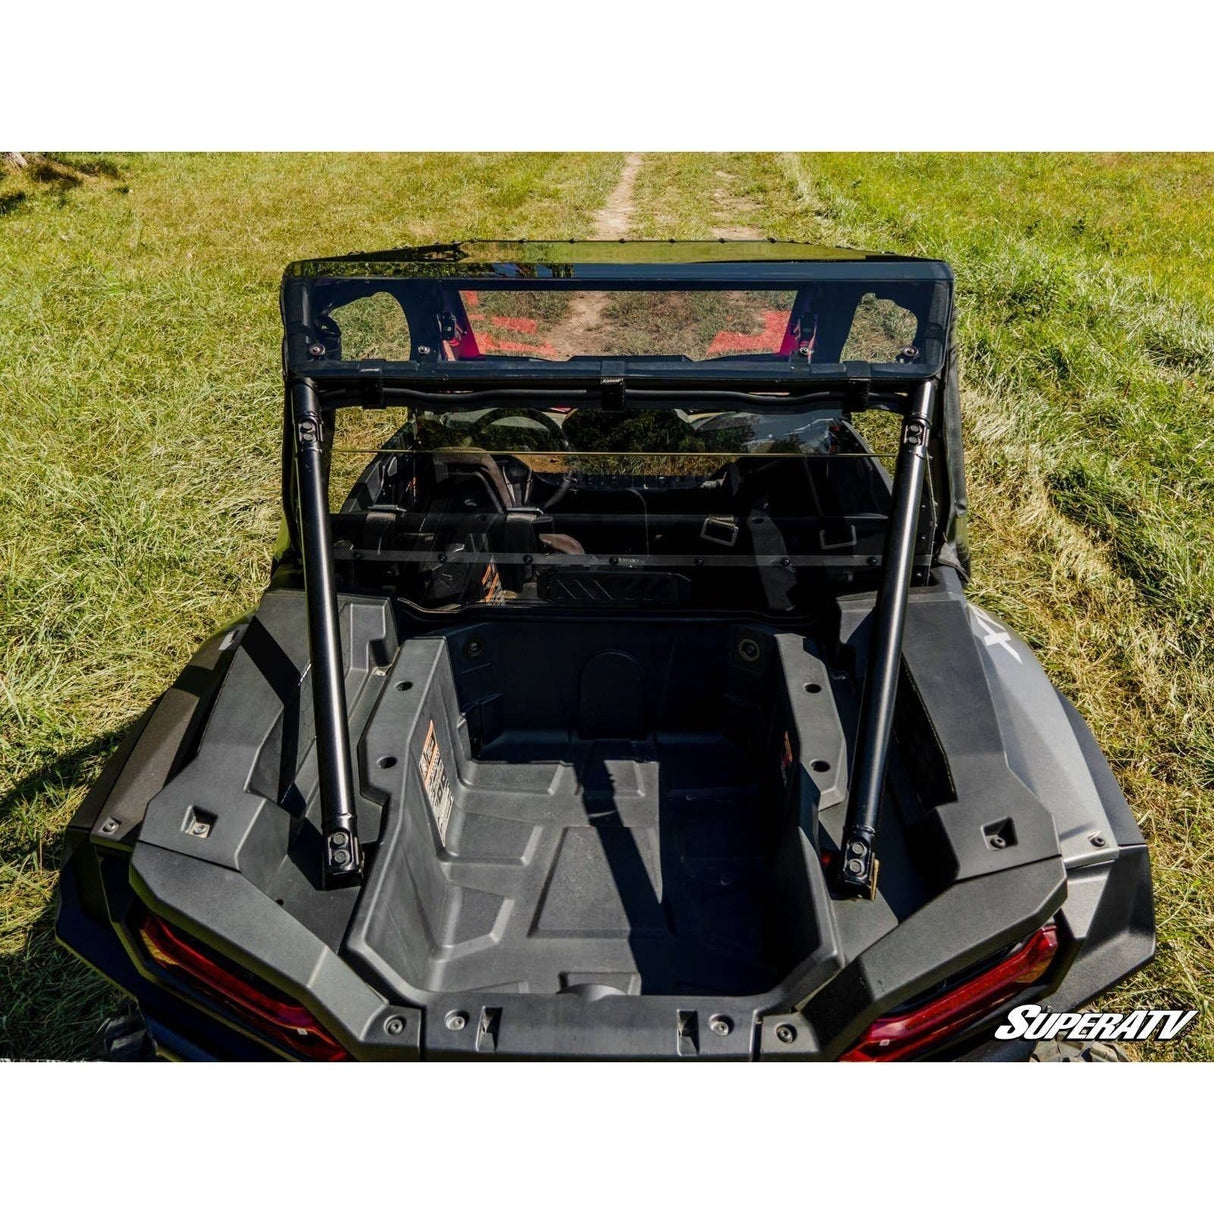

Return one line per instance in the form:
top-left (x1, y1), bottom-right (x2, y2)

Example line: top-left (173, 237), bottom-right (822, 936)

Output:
top-left (0, 885), bottom-right (119, 1061)
top-left (0, 728), bottom-right (136, 1061)
top-left (0, 728), bottom-right (130, 826)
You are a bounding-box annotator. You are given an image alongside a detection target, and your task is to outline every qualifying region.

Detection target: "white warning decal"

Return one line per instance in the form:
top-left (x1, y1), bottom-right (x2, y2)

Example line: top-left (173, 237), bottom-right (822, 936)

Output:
top-left (418, 719), bottom-right (454, 843)
top-left (971, 604), bottom-right (1023, 664)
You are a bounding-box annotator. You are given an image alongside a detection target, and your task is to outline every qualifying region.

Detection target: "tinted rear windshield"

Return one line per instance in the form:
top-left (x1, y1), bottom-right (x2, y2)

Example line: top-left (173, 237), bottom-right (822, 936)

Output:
top-left (328, 403), bottom-right (936, 616)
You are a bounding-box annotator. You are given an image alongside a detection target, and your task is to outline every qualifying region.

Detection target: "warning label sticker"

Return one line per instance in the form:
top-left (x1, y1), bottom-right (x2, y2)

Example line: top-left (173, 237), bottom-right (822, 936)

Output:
top-left (479, 558), bottom-right (504, 604)
top-left (418, 719), bottom-right (454, 844)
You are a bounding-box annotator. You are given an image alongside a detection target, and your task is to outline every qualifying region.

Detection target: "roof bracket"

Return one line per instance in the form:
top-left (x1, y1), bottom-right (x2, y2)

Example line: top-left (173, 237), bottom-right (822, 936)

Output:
top-left (600, 363), bottom-right (626, 410)
top-left (356, 363), bottom-right (385, 408)
top-left (843, 361), bottom-right (870, 410)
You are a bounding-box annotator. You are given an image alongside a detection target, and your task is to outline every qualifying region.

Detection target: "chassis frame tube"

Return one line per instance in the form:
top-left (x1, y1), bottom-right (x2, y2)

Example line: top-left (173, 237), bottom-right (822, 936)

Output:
top-left (837, 378), bottom-right (938, 897)
top-left (289, 378), bottom-right (363, 887)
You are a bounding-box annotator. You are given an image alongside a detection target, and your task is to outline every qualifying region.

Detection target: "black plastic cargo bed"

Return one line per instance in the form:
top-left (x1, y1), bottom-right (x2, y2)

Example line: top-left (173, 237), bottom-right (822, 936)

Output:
top-left (346, 619), bottom-right (846, 1003)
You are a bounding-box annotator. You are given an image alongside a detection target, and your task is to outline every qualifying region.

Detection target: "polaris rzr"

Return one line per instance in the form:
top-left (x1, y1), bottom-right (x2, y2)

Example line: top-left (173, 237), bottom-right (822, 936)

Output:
top-left (57, 241), bottom-right (1154, 1060)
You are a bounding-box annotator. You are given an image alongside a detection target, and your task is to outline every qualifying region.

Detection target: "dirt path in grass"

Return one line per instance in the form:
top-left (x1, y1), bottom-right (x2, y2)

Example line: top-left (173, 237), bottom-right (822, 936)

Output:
top-left (594, 152), bottom-right (645, 237)
top-left (542, 154), bottom-right (762, 356)
top-left (710, 168), bottom-right (763, 239)
top-left (542, 153), bottom-right (644, 354)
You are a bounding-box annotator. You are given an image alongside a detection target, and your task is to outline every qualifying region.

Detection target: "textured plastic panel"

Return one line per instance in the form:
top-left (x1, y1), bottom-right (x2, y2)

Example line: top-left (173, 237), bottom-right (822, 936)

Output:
top-left (346, 621), bottom-right (844, 1003)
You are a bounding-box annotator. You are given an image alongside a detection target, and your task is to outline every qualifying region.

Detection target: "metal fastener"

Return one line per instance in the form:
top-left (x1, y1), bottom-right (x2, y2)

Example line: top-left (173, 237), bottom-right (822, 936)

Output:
top-left (709, 1015), bottom-right (732, 1037)
top-left (307, 342), bottom-right (325, 357)
top-left (385, 1016), bottom-right (405, 1036)
top-left (190, 822), bottom-right (210, 838)
top-left (101, 818), bottom-right (120, 834)
top-left (775, 1023), bottom-right (797, 1044)
top-left (332, 848), bottom-right (350, 866)
top-left (331, 831), bottom-right (348, 849)
top-left (1090, 833), bottom-right (1107, 848)
top-left (445, 1011), bottom-right (467, 1032)
top-left (990, 835), bottom-right (1008, 849)
top-left (464, 637), bottom-right (485, 660)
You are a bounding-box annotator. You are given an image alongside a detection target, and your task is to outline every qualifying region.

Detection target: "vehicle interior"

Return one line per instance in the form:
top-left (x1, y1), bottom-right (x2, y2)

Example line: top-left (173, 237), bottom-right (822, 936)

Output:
top-left (327, 405), bottom-right (937, 615)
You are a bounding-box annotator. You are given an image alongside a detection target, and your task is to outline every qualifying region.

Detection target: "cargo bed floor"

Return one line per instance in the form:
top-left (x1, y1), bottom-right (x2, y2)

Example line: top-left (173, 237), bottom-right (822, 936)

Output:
top-left (408, 735), bottom-right (789, 996)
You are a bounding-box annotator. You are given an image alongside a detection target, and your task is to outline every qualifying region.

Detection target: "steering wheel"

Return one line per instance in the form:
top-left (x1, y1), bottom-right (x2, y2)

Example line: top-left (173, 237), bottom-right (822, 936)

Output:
top-left (465, 407), bottom-right (575, 512)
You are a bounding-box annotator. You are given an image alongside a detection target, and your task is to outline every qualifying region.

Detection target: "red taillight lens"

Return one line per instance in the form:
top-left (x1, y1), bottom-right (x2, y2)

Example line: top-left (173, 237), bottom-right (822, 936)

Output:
top-left (841, 923), bottom-right (1059, 1062)
top-left (137, 914), bottom-right (350, 1061)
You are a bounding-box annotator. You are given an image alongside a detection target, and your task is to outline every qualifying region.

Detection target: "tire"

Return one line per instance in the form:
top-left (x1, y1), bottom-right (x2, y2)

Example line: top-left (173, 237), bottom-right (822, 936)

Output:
top-left (1030, 1039), bottom-right (1130, 1062)
top-left (92, 1000), bottom-right (158, 1061)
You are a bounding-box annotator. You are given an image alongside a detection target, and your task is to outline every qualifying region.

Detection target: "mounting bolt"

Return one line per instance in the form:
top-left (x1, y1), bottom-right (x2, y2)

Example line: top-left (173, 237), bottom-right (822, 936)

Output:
top-left (416, 345), bottom-right (432, 356)
top-left (190, 821), bottom-right (210, 838)
top-left (846, 858), bottom-right (864, 875)
top-left (1090, 833), bottom-right (1107, 848)
top-left (307, 342), bottom-right (325, 357)
top-left (445, 1011), bottom-right (467, 1032)
top-left (847, 840), bottom-right (865, 857)
top-left (331, 831), bottom-right (348, 849)
top-left (384, 1016), bottom-right (405, 1036)
top-left (709, 1015), bottom-right (732, 1036)
top-left (332, 848), bottom-right (350, 866)
top-left (738, 638), bottom-right (761, 663)
top-left (775, 1023), bottom-right (797, 1045)
top-left (463, 637), bottom-right (485, 660)
top-left (990, 835), bottom-right (1008, 849)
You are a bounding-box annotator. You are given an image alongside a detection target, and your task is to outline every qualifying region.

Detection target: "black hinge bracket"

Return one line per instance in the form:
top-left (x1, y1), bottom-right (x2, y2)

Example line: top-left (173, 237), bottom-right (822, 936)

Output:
top-left (843, 361), bottom-right (870, 411)
top-left (600, 360), bottom-right (626, 410)
top-left (357, 363), bottom-right (385, 408)
top-left (600, 377), bottom-right (624, 409)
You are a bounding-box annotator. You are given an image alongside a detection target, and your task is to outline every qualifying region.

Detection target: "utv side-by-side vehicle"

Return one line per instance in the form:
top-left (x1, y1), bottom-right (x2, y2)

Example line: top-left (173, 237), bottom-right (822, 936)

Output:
top-left (56, 241), bottom-right (1155, 1060)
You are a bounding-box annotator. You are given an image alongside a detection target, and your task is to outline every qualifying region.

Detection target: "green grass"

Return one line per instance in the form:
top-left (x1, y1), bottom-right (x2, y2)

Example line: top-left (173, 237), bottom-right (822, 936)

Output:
top-left (3, 151), bottom-right (1211, 1059)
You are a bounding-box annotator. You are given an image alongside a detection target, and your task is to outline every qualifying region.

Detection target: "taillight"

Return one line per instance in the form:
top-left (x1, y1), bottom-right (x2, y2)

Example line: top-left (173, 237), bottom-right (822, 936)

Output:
top-left (841, 923), bottom-right (1059, 1062)
top-left (137, 913), bottom-right (350, 1061)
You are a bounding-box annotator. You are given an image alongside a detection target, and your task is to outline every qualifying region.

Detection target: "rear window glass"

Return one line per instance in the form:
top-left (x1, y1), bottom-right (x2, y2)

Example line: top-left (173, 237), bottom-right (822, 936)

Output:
top-left (458, 289), bottom-right (796, 360)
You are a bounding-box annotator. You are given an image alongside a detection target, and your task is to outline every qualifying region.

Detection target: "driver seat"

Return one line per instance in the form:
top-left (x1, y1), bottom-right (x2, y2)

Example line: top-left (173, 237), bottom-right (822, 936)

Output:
top-left (436, 452), bottom-right (584, 563)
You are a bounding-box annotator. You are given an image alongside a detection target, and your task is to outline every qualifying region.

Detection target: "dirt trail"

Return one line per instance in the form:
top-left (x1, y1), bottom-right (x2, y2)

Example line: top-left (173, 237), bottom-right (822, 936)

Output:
top-left (593, 152), bottom-right (645, 237)
top-left (542, 154), bottom-right (644, 353)
top-left (709, 168), bottom-right (763, 239)
top-left (542, 154), bottom-right (762, 356)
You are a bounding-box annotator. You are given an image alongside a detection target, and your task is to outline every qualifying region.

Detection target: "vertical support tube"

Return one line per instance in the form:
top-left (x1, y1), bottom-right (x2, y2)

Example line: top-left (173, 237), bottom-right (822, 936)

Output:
top-left (837, 379), bottom-right (937, 898)
top-left (290, 379), bottom-right (363, 888)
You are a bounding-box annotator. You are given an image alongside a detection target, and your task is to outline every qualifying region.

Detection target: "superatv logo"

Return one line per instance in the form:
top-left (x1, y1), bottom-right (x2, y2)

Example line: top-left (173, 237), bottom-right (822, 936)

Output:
top-left (996, 1004), bottom-right (1197, 1043)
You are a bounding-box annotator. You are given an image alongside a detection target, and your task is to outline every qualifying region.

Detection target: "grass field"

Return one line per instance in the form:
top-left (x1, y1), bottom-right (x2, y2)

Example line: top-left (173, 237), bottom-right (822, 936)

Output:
top-left (2, 152), bottom-right (1211, 1059)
